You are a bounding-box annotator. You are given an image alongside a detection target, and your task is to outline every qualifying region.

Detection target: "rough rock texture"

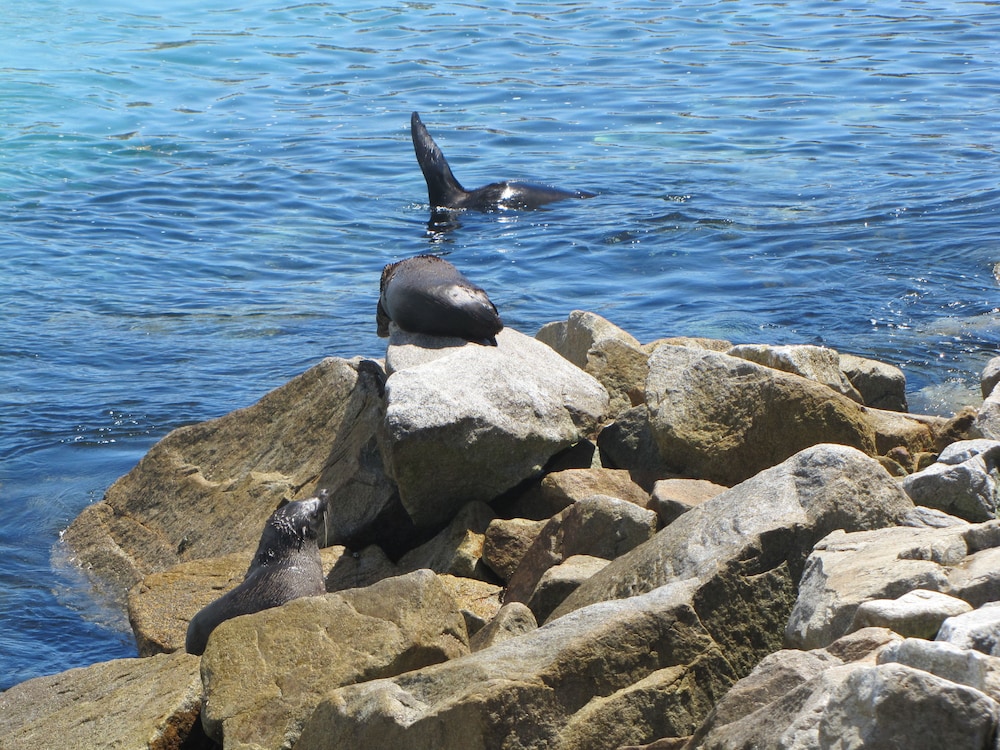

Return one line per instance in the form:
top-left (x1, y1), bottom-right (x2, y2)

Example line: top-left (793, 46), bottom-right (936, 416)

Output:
top-left (644, 346), bottom-right (876, 486)
top-left (880, 636), bottom-right (1000, 700)
top-left (398, 501), bottom-right (496, 579)
top-left (200, 569), bottom-right (468, 750)
top-left (649, 478), bottom-right (727, 527)
top-left (937, 601), bottom-right (1000, 655)
top-left (481, 516), bottom-right (546, 583)
top-left (902, 439), bottom-right (1000, 521)
top-left (382, 327), bottom-right (609, 527)
top-left (596, 404), bottom-right (678, 489)
top-left (982, 356), bottom-right (1000, 398)
top-left (851, 588), bottom-right (973, 638)
top-left (687, 627), bottom-right (900, 749)
top-left (728, 343), bottom-right (863, 403)
top-left (526, 554), bottom-right (610, 623)
top-left (325, 543), bottom-right (399, 593)
top-left (294, 580), bottom-right (738, 750)
top-left (551, 445), bottom-right (914, 657)
top-left (786, 520), bottom-right (1000, 650)
top-left (0, 651), bottom-right (202, 750)
top-left (539, 467), bottom-right (651, 513)
top-left (839, 351), bottom-right (909, 411)
top-left (505, 494), bottom-right (659, 613)
top-left (469, 602), bottom-right (538, 652)
top-left (61, 357), bottom-right (394, 602)
top-left (536, 310), bottom-right (649, 418)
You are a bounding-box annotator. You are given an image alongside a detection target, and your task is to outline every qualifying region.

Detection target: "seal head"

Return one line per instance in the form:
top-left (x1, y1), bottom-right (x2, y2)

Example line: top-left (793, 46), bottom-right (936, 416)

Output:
top-left (411, 111), bottom-right (595, 212)
top-left (377, 255), bottom-right (503, 346)
top-left (184, 491), bottom-right (328, 655)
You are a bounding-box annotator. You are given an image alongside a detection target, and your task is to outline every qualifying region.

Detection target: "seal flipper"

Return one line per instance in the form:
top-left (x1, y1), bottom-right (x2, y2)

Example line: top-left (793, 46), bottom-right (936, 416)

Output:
top-left (411, 112), bottom-right (468, 208)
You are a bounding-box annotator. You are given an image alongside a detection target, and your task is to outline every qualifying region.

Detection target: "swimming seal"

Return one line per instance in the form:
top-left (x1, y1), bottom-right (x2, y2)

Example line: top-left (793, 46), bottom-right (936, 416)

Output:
top-left (377, 255), bottom-right (503, 346)
top-left (184, 491), bottom-right (328, 655)
top-left (410, 111), bottom-right (596, 212)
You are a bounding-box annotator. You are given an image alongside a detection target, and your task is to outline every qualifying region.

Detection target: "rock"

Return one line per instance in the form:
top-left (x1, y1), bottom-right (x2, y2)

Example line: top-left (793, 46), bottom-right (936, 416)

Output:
top-left (786, 521), bottom-right (1000, 650)
top-left (645, 346), bottom-right (876, 486)
top-left (690, 628), bottom-right (1000, 750)
top-left (649, 478), bottom-right (727, 526)
top-left (505, 494), bottom-right (659, 614)
top-left (382, 327), bottom-right (609, 528)
top-left (294, 580), bottom-right (738, 750)
top-left (937, 602), bottom-right (1000, 655)
top-left (127, 546), bottom-right (344, 655)
top-left (645, 337), bottom-right (732, 353)
top-left (597, 405), bottom-right (678, 490)
top-left (728, 343), bottom-right (864, 403)
top-left (536, 310), bottom-right (649, 418)
top-left (481, 517), bottom-right (546, 583)
top-left (982, 356), bottom-right (1000, 398)
top-left (525, 554), bottom-right (609, 623)
top-left (0, 651), bottom-right (202, 750)
top-left (850, 589), bottom-right (973, 638)
top-left (866, 407), bottom-right (943, 459)
top-left (879, 637), bottom-right (1000, 701)
top-left (901, 439), bottom-right (1000, 521)
top-left (839, 352), bottom-right (909, 411)
top-left (687, 628), bottom-right (900, 749)
top-left (551, 445), bottom-right (914, 674)
top-left (199, 569), bottom-right (469, 750)
top-left (469, 602), bottom-right (537, 652)
top-left (61, 357), bottom-right (397, 602)
top-left (325, 543), bottom-right (399, 593)
top-left (540, 467), bottom-right (651, 513)
top-left (398, 501), bottom-right (496, 580)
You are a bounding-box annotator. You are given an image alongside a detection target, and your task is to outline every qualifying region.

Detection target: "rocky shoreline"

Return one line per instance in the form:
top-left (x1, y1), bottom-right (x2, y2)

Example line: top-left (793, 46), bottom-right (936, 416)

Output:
top-left (4, 310), bottom-right (1000, 749)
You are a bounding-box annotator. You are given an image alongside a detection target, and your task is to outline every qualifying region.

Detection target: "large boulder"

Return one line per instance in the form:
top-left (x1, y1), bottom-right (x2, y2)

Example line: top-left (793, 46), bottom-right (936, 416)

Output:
top-left (294, 580), bottom-right (738, 750)
top-left (0, 651), bottom-right (202, 750)
top-left (786, 520), bottom-right (1000, 650)
top-left (61, 357), bottom-right (397, 602)
top-left (199, 569), bottom-right (468, 750)
top-left (728, 343), bottom-right (863, 403)
top-left (550, 444), bottom-right (914, 674)
top-left (901, 439), bottom-right (1000, 521)
top-left (839, 352), bottom-right (908, 411)
top-left (536, 310), bottom-right (649, 418)
top-left (382, 327), bottom-right (608, 528)
top-left (644, 346), bottom-right (877, 486)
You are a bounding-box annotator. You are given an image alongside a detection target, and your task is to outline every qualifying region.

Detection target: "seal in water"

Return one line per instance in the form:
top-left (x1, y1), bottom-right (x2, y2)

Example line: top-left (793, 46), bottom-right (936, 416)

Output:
top-left (410, 111), bottom-right (596, 212)
top-left (184, 491), bottom-right (328, 656)
top-left (377, 254), bottom-right (503, 346)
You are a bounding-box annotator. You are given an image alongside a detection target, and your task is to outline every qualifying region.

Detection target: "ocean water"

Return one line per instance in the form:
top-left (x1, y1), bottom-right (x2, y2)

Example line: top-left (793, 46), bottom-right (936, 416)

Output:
top-left (2, 0), bottom-right (999, 691)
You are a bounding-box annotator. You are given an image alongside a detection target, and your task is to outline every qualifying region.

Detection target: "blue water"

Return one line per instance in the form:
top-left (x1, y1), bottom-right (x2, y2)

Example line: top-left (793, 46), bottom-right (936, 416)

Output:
top-left (2, 0), bottom-right (999, 691)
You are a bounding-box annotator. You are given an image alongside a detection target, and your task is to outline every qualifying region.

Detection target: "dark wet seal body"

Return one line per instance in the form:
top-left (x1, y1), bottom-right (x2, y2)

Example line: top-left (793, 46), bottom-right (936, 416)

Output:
top-left (185, 491), bottom-right (328, 656)
top-left (410, 111), bottom-right (596, 212)
top-left (377, 255), bottom-right (503, 346)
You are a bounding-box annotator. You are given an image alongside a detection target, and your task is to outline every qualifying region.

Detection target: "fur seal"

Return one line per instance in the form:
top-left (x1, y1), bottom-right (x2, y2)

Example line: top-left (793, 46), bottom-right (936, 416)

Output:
top-left (411, 111), bottom-right (596, 212)
top-left (184, 491), bottom-right (328, 656)
top-left (377, 255), bottom-right (503, 345)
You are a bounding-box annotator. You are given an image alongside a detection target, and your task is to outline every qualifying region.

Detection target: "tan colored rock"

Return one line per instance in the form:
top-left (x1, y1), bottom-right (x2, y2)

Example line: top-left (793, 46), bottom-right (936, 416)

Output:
top-left (537, 310), bottom-right (649, 418)
top-left (294, 580), bottom-right (738, 750)
top-left (645, 345), bottom-right (876, 486)
top-left (649, 478), bottom-right (727, 526)
top-left (644, 337), bottom-right (732, 353)
top-left (398, 501), bottom-right (496, 579)
top-left (851, 589), bottom-right (973, 638)
top-left (0, 651), bottom-right (201, 750)
top-left (540, 467), bottom-right (651, 512)
top-left (526, 554), bottom-right (609, 623)
top-left (481, 517), bottom-right (546, 583)
top-left (62, 357), bottom-right (394, 603)
top-left (839, 352), bottom-right (908, 411)
top-left (729, 343), bottom-right (864, 403)
top-left (469, 602), bottom-right (537, 652)
top-left (325, 543), bottom-right (398, 593)
top-left (383, 327), bottom-right (609, 528)
top-left (438, 574), bottom-right (503, 633)
top-left (505, 495), bottom-right (658, 614)
top-left (200, 569), bottom-right (469, 750)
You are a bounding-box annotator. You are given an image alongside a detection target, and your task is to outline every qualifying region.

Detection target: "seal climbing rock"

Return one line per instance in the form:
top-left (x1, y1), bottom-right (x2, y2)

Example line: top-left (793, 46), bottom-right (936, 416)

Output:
top-left (184, 491), bottom-right (328, 655)
top-left (377, 254), bottom-right (503, 345)
top-left (411, 111), bottom-right (595, 211)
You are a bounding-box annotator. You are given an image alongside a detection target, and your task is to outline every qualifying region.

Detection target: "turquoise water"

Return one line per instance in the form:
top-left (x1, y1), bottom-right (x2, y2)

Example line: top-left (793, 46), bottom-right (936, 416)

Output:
top-left (2, 0), bottom-right (999, 690)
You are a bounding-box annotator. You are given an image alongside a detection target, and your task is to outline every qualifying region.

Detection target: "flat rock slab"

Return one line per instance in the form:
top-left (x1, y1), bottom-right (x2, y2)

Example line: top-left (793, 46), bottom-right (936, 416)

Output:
top-left (0, 651), bottom-right (201, 750)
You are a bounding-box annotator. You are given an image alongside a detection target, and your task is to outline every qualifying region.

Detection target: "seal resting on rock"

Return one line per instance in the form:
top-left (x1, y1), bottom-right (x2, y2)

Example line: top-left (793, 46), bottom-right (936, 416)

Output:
top-left (411, 111), bottom-right (596, 212)
top-left (377, 255), bottom-right (503, 346)
top-left (184, 491), bottom-right (328, 656)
